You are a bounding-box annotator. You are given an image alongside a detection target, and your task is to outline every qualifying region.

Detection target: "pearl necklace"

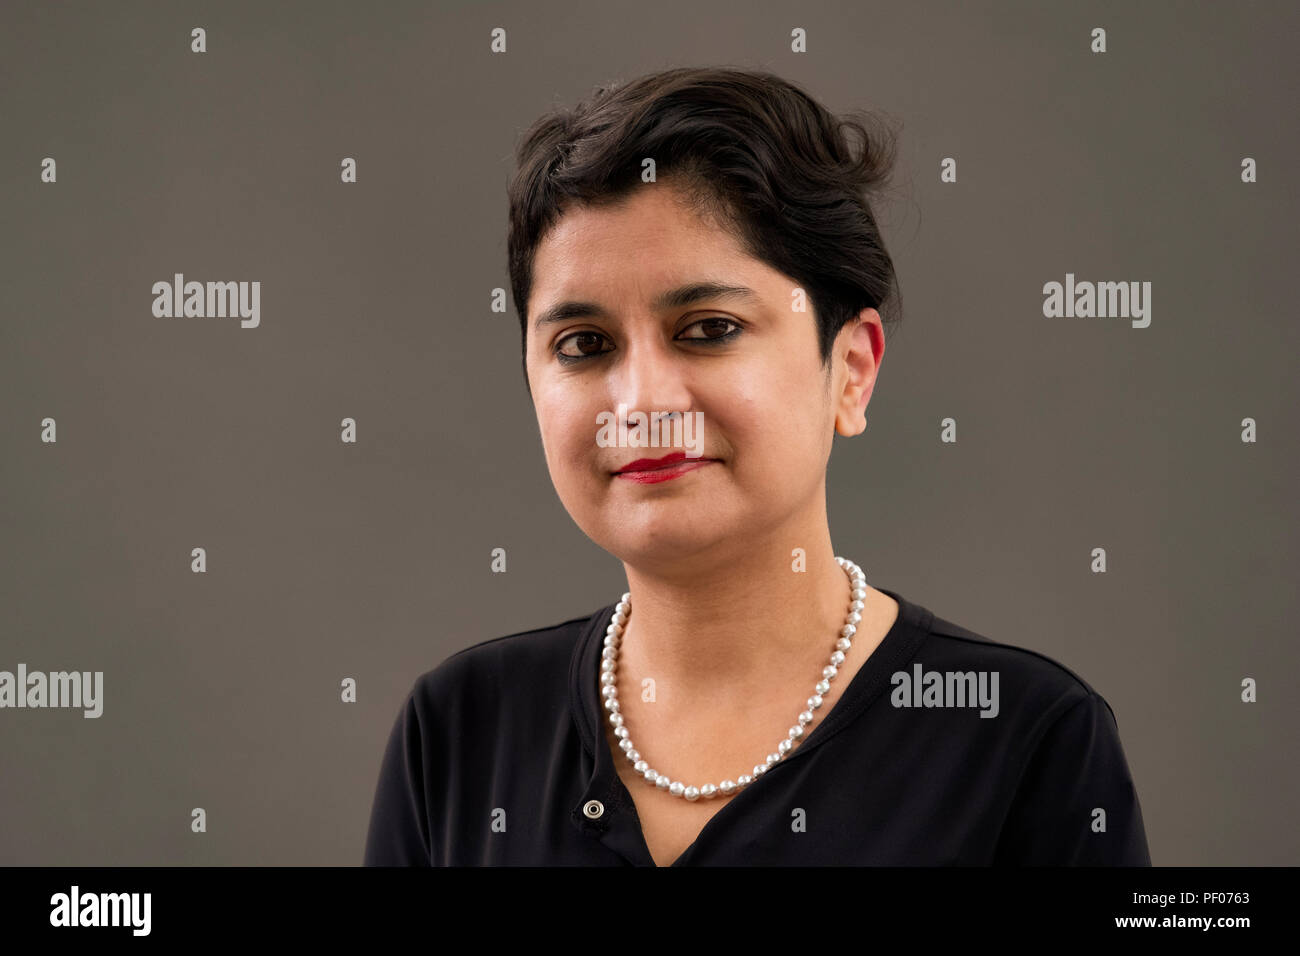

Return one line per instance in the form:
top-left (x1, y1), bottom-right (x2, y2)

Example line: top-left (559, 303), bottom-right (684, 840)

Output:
top-left (600, 556), bottom-right (867, 801)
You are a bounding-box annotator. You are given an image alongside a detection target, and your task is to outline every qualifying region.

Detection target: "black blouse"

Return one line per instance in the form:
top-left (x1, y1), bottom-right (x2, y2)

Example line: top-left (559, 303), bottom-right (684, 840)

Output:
top-left (364, 587), bottom-right (1151, 866)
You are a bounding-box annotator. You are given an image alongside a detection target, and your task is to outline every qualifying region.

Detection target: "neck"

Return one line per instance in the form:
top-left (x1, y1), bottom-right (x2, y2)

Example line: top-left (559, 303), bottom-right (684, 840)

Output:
top-left (614, 505), bottom-right (856, 707)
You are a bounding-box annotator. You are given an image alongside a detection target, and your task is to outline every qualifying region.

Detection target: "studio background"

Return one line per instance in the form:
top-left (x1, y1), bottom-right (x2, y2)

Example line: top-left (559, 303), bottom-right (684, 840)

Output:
top-left (1, 0), bottom-right (1296, 866)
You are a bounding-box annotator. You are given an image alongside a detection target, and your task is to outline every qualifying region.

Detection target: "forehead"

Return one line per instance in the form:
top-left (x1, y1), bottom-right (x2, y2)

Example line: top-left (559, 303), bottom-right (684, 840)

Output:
top-left (529, 186), bottom-right (767, 306)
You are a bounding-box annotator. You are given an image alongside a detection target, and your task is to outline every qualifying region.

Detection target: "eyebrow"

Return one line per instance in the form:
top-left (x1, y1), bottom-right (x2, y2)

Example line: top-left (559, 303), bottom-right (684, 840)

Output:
top-left (532, 281), bottom-right (761, 331)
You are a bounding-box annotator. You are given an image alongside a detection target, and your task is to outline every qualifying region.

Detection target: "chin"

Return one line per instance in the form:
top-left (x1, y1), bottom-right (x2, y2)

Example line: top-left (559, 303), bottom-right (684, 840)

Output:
top-left (606, 519), bottom-right (732, 563)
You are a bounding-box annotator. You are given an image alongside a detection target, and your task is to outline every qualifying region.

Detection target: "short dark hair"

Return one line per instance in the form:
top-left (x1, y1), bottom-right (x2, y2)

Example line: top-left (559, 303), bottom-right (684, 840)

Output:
top-left (506, 65), bottom-right (904, 395)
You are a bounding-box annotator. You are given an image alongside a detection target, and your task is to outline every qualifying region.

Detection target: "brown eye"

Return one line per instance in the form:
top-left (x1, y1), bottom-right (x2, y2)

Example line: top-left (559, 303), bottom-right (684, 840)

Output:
top-left (679, 317), bottom-right (742, 342)
top-left (555, 331), bottom-right (612, 361)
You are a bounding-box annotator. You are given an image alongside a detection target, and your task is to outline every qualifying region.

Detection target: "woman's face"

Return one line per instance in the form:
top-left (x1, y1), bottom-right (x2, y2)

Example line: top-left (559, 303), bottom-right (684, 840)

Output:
top-left (524, 183), bottom-right (881, 570)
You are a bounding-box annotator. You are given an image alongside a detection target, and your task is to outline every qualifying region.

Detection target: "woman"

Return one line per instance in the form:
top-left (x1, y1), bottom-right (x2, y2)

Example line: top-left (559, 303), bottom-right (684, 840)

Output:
top-left (364, 66), bottom-right (1150, 866)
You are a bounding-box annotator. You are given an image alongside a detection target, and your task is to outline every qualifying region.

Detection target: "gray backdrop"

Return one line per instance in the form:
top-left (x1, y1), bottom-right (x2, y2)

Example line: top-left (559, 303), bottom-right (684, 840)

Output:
top-left (2, 0), bottom-right (1296, 866)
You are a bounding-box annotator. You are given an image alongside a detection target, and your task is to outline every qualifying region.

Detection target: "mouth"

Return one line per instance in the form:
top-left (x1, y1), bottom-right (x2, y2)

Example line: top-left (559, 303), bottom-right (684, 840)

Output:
top-left (613, 451), bottom-right (719, 484)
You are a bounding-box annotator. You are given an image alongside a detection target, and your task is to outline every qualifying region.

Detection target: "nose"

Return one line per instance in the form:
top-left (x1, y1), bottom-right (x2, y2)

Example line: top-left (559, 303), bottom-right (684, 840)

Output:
top-left (615, 333), bottom-right (694, 427)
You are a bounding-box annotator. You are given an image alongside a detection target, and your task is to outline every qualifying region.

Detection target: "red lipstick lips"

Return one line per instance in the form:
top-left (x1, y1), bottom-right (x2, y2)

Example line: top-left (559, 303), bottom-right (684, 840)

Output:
top-left (614, 451), bottom-right (717, 484)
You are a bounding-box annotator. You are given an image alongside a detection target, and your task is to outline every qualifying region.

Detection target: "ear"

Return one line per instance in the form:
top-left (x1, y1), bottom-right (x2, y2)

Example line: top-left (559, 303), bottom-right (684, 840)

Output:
top-left (833, 309), bottom-right (884, 437)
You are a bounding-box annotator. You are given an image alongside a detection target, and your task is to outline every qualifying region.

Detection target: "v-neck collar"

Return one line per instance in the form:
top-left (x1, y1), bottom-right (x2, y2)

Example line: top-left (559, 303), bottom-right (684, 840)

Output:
top-left (567, 586), bottom-right (932, 865)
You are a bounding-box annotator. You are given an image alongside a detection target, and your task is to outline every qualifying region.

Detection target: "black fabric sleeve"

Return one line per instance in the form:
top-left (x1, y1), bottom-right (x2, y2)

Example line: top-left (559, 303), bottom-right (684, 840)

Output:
top-left (363, 685), bottom-right (433, 866)
top-left (993, 691), bottom-right (1151, 866)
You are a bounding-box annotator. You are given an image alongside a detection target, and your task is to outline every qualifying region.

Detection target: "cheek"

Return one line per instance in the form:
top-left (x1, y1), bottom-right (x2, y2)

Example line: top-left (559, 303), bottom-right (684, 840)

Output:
top-left (720, 376), bottom-right (826, 475)
top-left (538, 396), bottom-right (598, 479)
top-left (723, 363), bottom-right (808, 436)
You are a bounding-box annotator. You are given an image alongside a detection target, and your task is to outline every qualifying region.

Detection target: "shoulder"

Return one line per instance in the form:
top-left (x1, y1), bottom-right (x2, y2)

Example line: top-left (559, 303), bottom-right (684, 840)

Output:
top-left (404, 606), bottom-right (607, 716)
top-left (903, 596), bottom-right (1124, 735)
top-left (908, 605), bottom-right (1154, 864)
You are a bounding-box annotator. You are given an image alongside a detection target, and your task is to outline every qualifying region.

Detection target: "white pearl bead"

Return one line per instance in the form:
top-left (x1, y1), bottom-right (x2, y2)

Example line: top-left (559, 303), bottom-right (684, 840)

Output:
top-left (643, 767), bottom-right (657, 782)
top-left (614, 725), bottom-right (628, 739)
top-left (823, 665), bottom-right (837, 679)
top-left (610, 713), bottom-right (623, 726)
top-left (798, 711), bottom-right (813, 725)
top-left (815, 680), bottom-right (830, 694)
top-left (836, 638), bottom-right (851, 652)
top-left (635, 760), bottom-right (648, 773)
top-left (619, 739), bottom-right (633, 752)
top-left (719, 780), bottom-right (736, 795)
top-left (778, 740), bottom-right (791, 755)
top-left (604, 698), bottom-right (619, 712)
top-left (737, 775), bottom-right (752, 787)
top-left (655, 774), bottom-right (670, 789)
top-left (628, 750), bottom-right (640, 762)
top-left (789, 724), bottom-right (803, 738)
top-left (701, 783), bottom-right (718, 798)
top-left (669, 781), bottom-right (685, 796)
top-left (830, 650), bottom-right (845, 666)
top-left (684, 786), bottom-right (700, 801)
top-left (753, 764), bottom-right (766, 777)
top-left (809, 694), bottom-right (823, 708)
top-left (841, 624), bottom-right (856, 638)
